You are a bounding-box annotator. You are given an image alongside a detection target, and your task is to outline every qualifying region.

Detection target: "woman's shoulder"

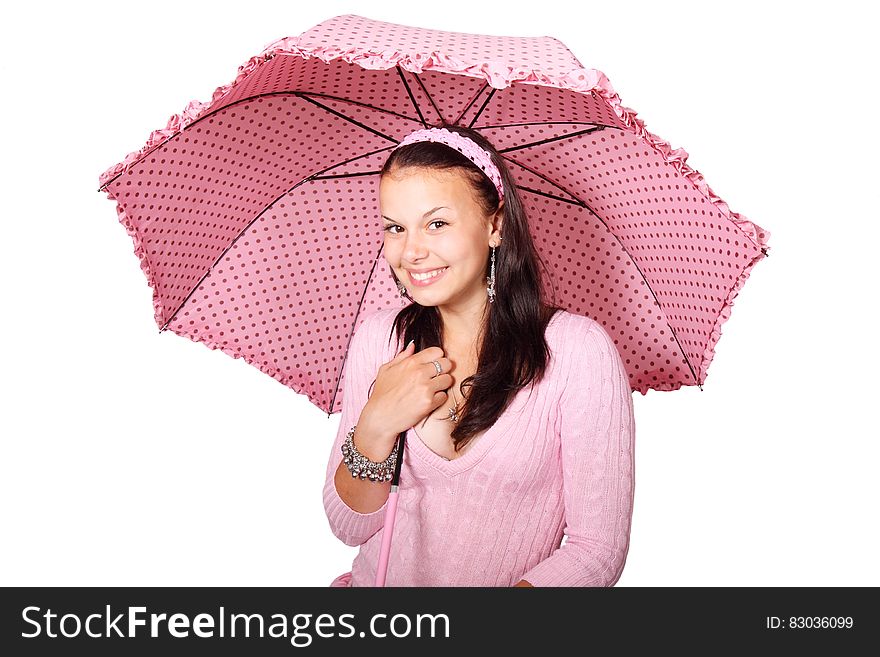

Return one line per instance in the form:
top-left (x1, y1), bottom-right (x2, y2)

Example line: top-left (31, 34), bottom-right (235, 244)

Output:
top-left (547, 309), bottom-right (620, 366)
top-left (546, 308), bottom-right (601, 343)
top-left (353, 307), bottom-right (403, 361)
top-left (355, 307), bottom-right (399, 336)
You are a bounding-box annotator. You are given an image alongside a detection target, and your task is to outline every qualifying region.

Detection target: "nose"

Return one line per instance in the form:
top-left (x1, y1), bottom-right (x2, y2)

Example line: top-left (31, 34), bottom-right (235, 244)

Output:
top-left (401, 232), bottom-right (429, 263)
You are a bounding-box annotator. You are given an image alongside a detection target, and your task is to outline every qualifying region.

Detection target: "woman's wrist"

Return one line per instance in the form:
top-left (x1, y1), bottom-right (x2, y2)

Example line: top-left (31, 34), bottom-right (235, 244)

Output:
top-left (341, 424), bottom-right (399, 483)
top-left (356, 409), bottom-right (401, 460)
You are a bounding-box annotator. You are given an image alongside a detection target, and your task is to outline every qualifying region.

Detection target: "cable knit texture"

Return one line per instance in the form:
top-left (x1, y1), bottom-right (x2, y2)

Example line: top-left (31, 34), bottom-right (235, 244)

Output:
top-left (324, 307), bottom-right (635, 587)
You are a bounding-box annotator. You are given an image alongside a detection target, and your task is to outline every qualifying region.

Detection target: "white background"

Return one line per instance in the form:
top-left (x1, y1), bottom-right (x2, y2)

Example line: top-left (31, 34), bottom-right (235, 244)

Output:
top-left (1, 0), bottom-right (876, 586)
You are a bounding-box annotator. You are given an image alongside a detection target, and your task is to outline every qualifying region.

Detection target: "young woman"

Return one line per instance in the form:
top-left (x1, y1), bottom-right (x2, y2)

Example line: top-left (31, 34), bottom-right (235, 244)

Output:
top-left (324, 124), bottom-right (636, 587)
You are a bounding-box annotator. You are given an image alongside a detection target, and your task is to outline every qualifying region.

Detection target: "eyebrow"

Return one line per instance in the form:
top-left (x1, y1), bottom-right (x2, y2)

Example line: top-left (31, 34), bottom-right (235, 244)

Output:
top-left (382, 206), bottom-right (450, 223)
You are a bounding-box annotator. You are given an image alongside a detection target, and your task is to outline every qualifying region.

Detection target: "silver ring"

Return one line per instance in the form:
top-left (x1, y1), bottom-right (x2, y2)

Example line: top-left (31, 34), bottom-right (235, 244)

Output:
top-left (431, 360), bottom-right (442, 376)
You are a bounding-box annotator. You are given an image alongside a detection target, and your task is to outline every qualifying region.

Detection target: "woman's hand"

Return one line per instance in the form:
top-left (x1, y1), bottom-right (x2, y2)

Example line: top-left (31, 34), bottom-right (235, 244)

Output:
top-left (513, 579), bottom-right (534, 587)
top-left (361, 341), bottom-right (454, 437)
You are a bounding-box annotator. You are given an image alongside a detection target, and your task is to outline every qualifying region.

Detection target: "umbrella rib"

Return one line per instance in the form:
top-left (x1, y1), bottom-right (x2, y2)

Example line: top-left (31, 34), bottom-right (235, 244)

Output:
top-left (454, 82), bottom-right (491, 126)
top-left (516, 185), bottom-right (585, 206)
top-left (158, 144), bottom-right (396, 334)
top-left (409, 71), bottom-right (444, 123)
top-left (327, 241), bottom-right (386, 418)
top-left (297, 94), bottom-right (400, 144)
top-left (503, 153), bottom-right (701, 387)
top-left (497, 126), bottom-right (607, 154)
top-left (468, 88), bottom-right (497, 129)
top-left (396, 66), bottom-right (428, 128)
top-left (308, 168), bottom-right (392, 181)
top-left (294, 91), bottom-right (425, 125)
top-left (480, 120), bottom-right (614, 131)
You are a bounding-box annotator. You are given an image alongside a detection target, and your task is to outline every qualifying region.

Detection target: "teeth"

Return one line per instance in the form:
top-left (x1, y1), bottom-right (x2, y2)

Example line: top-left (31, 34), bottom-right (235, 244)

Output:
top-left (412, 268), bottom-right (447, 281)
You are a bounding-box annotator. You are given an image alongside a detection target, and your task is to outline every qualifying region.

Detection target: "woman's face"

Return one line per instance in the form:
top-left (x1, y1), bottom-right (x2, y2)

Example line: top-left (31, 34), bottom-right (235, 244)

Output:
top-left (379, 167), bottom-right (502, 313)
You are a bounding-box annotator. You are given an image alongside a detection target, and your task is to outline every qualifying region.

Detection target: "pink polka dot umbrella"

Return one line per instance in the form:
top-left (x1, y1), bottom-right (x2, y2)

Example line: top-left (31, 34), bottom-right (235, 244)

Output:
top-left (97, 14), bottom-right (771, 586)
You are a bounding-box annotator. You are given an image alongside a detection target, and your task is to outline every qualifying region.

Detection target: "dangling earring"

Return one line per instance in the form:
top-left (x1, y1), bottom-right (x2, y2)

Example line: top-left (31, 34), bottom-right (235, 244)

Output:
top-left (487, 237), bottom-right (502, 303)
top-left (396, 278), bottom-right (409, 305)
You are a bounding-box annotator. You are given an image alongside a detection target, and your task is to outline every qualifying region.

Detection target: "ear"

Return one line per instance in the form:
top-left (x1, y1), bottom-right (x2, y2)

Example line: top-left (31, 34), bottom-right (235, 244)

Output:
top-left (491, 202), bottom-right (504, 236)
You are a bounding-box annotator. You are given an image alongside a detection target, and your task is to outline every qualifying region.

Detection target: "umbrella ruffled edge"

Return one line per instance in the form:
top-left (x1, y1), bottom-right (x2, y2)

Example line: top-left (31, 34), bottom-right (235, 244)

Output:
top-left (168, 323), bottom-right (334, 413)
top-left (697, 250), bottom-right (766, 391)
top-left (104, 189), bottom-right (166, 329)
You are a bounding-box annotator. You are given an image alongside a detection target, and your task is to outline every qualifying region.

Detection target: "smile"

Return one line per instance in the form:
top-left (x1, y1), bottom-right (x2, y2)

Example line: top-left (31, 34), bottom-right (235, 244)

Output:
top-left (408, 267), bottom-right (449, 287)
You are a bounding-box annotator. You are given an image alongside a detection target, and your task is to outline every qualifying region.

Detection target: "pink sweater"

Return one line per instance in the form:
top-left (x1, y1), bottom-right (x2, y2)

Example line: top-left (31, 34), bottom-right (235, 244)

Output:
top-left (323, 307), bottom-right (636, 587)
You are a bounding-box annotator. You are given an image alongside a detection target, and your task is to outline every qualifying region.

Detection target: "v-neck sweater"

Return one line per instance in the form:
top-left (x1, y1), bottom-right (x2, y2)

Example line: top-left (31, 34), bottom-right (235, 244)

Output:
top-left (323, 306), bottom-right (636, 587)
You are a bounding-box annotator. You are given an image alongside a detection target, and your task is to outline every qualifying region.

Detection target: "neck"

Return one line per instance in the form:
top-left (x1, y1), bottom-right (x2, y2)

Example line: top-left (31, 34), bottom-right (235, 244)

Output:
top-left (438, 297), bottom-right (488, 355)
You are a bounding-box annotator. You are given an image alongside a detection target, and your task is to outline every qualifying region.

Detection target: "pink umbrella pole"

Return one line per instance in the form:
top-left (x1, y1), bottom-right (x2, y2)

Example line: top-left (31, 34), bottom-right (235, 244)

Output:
top-left (374, 431), bottom-right (407, 587)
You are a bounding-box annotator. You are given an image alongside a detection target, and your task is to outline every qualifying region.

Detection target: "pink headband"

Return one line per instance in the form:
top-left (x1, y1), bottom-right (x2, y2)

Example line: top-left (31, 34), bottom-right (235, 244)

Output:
top-left (392, 127), bottom-right (505, 199)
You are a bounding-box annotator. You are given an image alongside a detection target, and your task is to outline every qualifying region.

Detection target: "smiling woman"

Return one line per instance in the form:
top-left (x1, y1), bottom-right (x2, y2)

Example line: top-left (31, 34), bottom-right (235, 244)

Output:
top-left (323, 122), bottom-right (636, 587)
top-left (377, 124), bottom-right (560, 456)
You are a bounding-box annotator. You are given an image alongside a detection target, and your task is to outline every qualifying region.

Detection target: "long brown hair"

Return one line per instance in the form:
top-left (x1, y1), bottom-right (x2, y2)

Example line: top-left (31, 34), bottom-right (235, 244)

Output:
top-left (380, 122), bottom-right (562, 455)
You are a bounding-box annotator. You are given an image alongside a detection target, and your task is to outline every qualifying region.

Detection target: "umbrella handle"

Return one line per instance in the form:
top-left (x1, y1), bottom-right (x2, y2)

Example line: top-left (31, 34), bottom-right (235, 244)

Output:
top-left (374, 430), bottom-right (406, 587)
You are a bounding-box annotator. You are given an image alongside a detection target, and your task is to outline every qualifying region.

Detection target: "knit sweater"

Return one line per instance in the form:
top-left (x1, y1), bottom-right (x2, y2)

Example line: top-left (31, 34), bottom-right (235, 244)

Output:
top-left (323, 306), bottom-right (636, 587)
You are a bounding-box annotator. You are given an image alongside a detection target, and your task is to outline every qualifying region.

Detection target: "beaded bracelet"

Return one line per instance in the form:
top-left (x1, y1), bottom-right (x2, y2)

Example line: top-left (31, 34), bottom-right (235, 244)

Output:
top-left (341, 424), bottom-right (399, 482)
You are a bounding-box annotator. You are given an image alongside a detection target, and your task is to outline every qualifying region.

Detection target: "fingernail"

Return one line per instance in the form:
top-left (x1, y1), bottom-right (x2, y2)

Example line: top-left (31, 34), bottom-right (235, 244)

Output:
top-left (407, 340), bottom-right (414, 349)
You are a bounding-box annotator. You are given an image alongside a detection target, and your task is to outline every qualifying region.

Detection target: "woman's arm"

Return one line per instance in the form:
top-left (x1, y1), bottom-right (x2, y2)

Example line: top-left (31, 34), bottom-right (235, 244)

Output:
top-left (322, 312), bottom-right (390, 547)
top-left (516, 318), bottom-right (636, 586)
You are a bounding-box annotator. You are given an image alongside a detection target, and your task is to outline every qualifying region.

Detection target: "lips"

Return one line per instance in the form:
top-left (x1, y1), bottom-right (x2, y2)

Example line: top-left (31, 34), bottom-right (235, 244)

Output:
top-left (407, 266), bottom-right (449, 287)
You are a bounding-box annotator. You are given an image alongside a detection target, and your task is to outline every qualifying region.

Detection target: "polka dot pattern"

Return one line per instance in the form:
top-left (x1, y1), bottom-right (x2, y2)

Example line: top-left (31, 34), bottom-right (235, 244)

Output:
top-left (98, 14), bottom-right (771, 411)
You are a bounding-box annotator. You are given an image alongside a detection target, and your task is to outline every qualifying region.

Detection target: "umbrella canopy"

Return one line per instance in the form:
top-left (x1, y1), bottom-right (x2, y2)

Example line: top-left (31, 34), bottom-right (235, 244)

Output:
top-left (98, 13), bottom-right (770, 411)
